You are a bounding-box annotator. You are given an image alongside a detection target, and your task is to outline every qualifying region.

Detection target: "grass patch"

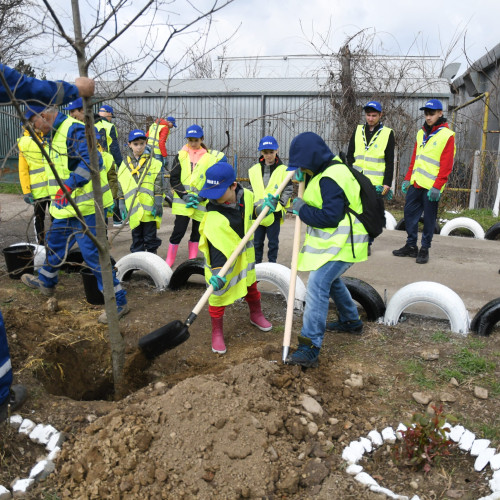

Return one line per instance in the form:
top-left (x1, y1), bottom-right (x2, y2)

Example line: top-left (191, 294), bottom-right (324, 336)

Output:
top-left (431, 331), bottom-right (451, 343)
top-left (467, 338), bottom-right (486, 350)
top-left (0, 182), bottom-right (22, 194)
top-left (453, 348), bottom-right (494, 376)
top-left (401, 359), bottom-right (437, 389)
top-left (440, 208), bottom-right (498, 230)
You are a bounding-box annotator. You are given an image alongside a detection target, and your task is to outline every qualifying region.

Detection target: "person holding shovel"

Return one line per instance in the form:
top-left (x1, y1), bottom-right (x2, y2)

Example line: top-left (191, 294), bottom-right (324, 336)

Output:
top-left (198, 161), bottom-right (278, 354)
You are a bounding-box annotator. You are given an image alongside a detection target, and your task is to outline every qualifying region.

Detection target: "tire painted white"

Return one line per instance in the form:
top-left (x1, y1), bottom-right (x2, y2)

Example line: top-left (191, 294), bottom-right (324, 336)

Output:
top-left (115, 252), bottom-right (172, 290)
top-left (383, 281), bottom-right (469, 335)
top-left (255, 263), bottom-right (306, 312)
top-left (10, 243), bottom-right (46, 270)
top-left (440, 217), bottom-right (485, 239)
top-left (384, 211), bottom-right (397, 230)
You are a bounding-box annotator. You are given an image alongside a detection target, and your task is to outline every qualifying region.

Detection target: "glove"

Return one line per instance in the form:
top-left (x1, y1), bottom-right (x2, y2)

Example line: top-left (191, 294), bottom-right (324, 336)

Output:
top-left (384, 189), bottom-right (394, 201)
top-left (119, 198), bottom-right (127, 220)
top-left (54, 184), bottom-right (73, 208)
top-left (375, 185), bottom-right (384, 194)
top-left (427, 187), bottom-right (441, 202)
top-left (292, 197), bottom-right (306, 215)
top-left (209, 274), bottom-right (227, 291)
top-left (256, 193), bottom-right (279, 216)
top-left (151, 195), bottom-right (164, 218)
top-left (186, 194), bottom-right (200, 209)
top-left (295, 169), bottom-right (305, 182)
top-left (401, 180), bottom-right (410, 194)
top-left (23, 193), bottom-right (35, 204)
top-left (105, 202), bottom-right (115, 218)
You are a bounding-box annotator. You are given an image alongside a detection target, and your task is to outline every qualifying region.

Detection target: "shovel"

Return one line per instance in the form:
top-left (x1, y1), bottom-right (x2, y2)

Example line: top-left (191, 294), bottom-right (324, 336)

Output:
top-left (138, 170), bottom-right (296, 360)
top-left (282, 178), bottom-right (305, 362)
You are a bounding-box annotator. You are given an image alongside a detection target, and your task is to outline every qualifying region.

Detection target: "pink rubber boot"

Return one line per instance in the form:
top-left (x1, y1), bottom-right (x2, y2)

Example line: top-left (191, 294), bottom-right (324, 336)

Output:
top-left (247, 300), bottom-right (272, 331)
top-left (211, 317), bottom-right (226, 354)
top-left (165, 243), bottom-right (179, 268)
top-left (188, 241), bottom-right (199, 259)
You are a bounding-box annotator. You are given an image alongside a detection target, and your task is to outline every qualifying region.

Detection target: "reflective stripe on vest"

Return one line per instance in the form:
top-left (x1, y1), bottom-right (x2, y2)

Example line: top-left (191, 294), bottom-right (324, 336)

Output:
top-left (147, 123), bottom-right (166, 155)
top-left (18, 136), bottom-right (49, 199)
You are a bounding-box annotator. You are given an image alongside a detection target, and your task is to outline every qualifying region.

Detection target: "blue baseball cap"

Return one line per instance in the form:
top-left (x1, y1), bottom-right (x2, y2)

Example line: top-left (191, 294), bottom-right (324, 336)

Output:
top-left (99, 104), bottom-right (114, 116)
top-left (258, 135), bottom-right (279, 151)
top-left (24, 104), bottom-right (47, 120)
top-left (420, 99), bottom-right (443, 111)
top-left (128, 129), bottom-right (147, 142)
top-left (62, 97), bottom-right (83, 111)
top-left (167, 116), bottom-right (177, 127)
top-left (363, 101), bottom-right (382, 112)
top-left (185, 124), bottom-right (204, 138)
top-left (199, 162), bottom-right (236, 199)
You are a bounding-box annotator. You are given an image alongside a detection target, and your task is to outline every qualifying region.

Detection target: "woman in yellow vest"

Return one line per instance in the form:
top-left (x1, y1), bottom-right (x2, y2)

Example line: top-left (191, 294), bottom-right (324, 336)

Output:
top-left (166, 124), bottom-right (225, 267)
top-left (249, 136), bottom-right (293, 263)
top-left (198, 162), bottom-right (278, 354)
top-left (285, 132), bottom-right (369, 368)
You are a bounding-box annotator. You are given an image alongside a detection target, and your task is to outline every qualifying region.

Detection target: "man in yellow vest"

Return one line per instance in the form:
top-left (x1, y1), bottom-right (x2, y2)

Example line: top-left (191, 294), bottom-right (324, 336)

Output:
top-left (146, 116), bottom-right (176, 168)
top-left (393, 99), bottom-right (455, 264)
top-left (285, 132), bottom-right (369, 368)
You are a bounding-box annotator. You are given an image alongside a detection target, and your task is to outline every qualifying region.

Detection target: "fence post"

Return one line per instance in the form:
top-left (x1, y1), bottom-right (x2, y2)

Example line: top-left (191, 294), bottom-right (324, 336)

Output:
top-left (469, 150), bottom-right (480, 210)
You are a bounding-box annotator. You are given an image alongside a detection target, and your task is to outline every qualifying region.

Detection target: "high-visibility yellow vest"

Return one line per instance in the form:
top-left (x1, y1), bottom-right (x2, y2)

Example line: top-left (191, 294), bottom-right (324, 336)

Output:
top-left (118, 155), bottom-right (163, 230)
top-left (410, 128), bottom-right (455, 191)
top-left (47, 116), bottom-right (111, 219)
top-left (353, 125), bottom-right (392, 186)
top-left (100, 151), bottom-right (116, 208)
top-left (298, 157), bottom-right (369, 271)
top-left (97, 120), bottom-right (116, 152)
top-left (171, 150), bottom-right (218, 221)
top-left (199, 188), bottom-right (256, 306)
top-left (147, 122), bottom-right (167, 156)
top-left (208, 149), bottom-right (225, 161)
top-left (248, 162), bottom-right (290, 226)
top-left (17, 135), bottom-right (49, 199)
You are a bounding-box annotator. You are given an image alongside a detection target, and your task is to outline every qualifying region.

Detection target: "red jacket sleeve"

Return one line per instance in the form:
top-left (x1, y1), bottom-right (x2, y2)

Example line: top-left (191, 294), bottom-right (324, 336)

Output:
top-left (433, 135), bottom-right (455, 190)
top-left (404, 142), bottom-right (418, 182)
top-left (159, 126), bottom-right (170, 157)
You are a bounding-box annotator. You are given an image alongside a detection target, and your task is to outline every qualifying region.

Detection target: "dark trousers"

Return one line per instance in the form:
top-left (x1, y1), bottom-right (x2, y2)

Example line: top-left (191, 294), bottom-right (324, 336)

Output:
top-left (33, 197), bottom-right (52, 245)
top-left (404, 185), bottom-right (439, 249)
top-left (254, 213), bottom-right (281, 264)
top-left (169, 215), bottom-right (200, 245)
top-left (131, 221), bottom-right (162, 253)
top-left (112, 198), bottom-right (121, 223)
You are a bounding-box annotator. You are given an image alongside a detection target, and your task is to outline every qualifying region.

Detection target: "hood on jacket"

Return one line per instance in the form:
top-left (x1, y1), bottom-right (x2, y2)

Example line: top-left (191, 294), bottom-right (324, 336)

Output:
top-left (287, 132), bottom-right (334, 175)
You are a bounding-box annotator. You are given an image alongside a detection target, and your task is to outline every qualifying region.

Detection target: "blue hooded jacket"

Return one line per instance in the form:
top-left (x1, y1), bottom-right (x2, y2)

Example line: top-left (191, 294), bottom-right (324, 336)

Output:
top-left (288, 132), bottom-right (346, 229)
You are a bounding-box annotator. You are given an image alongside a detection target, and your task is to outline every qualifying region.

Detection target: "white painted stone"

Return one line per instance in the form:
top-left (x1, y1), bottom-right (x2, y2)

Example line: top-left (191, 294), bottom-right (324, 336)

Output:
top-left (354, 471), bottom-right (378, 487)
top-left (0, 485), bottom-right (12, 500)
top-left (359, 436), bottom-right (372, 453)
top-left (345, 464), bottom-right (363, 475)
top-left (12, 478), bottom-right (34, 495)
top-left (9, 414), bottom-right (23, 429)
top-left (458, 429), bottom-right (475, 451)
top-left (29, 459), bottom-right (55, 481)
top-left (342, 441), bottom-right (365, 464)
top-left (396, 423), bottom-right (407, 440)
top-left (299, 394), bottom-right (323, 417)
top-left (490, 470), bottom-right (500, 492)
top-left (370, 484), bottom-right (409, 499)
top-left (47, 447), bottom-right (61, 462)
top-left (490, 454), bottom-right (500, 471)
top-left (478, 492), bottom-right (500, 500)
top-left (475, 448), bottom-right (496, 472)
top-left (29, 424), bottom-right (58, 445)
top-left (367, 429), bottom-right (383, 447)
top-left (18, 419), bottom-right (36, 436)
top-left (471, 439), bottom-right (492, 456)
top-left (45, 432), bottom-right (64, 452)
top-left (381, 426), bottom-right (397, 444)
top-left (449, 424), bottom-right (465, 442)
top-left (410, 497), bottom-right (421, 500)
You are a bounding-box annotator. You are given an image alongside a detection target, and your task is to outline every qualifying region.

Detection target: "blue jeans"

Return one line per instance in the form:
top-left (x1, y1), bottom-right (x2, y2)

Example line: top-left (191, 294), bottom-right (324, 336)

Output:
top-left (301, 260), bottom-right (358, 348)
top-left (254, 213), bottom-right (281, 263)
top-left (0, 310), bottom-right (12, 406)
top-left (38, 213), bottom-right (127, 307)
top-left (404, 185), bottom-right (439, 249)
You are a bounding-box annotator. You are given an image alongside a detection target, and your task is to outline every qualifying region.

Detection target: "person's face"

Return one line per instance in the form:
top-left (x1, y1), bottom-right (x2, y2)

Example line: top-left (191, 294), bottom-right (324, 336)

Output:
top-left (261, 149), bottom-right (277, 164)
top-left (69, 108), bottom-right (85, 121)
top-left (129, 138), bottom-right (147, 157)
top-left (365, 111), bottom-right (381, 128)
top-left (187, 137), bottom-right (202, 149)
top-left (423, 109), bottom-right (443, 127)
top-left (30, 111), bottom-right (55, 135)
top-left (99, 112), bottom-right (113, 122)
top-left (215, 183), bottom-right (237, 204)
top-left (167, 121), bottom-right (175, 129)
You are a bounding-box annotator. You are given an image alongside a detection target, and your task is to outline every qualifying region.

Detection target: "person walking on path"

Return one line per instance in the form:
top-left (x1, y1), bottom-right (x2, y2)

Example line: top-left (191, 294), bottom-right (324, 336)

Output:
top-left (392, 99), bottom-right (455, 264)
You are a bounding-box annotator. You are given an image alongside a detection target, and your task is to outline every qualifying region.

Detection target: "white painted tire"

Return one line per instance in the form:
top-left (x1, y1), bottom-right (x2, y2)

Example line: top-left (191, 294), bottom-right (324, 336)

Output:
top-left (384, 211), bottom-right (397, 230)
top-left (255, 263), bottom-right (306, 312)
top-left (440, 217), bottom-right (485, 239)
top-left (383, 281), bottom-right (469, 335)
top-left (10, 243), bottom-right (46, 270)
top-left (115, 252), bottom-right (172, 290)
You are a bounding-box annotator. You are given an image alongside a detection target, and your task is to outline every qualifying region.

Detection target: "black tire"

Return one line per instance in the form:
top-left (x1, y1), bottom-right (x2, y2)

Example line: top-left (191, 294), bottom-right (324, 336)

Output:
top-left (168, 258), bottom-right (205, 290)
top-left (63, 249), bottom-right (85, 273)
top-left (394, 217), bottom-right (440, 234)
top-left (484, 222), bottom-right (500, 240)
top-left (470, 298), bottom-right (500, 335)
top-left (343, 277), bottom-right (386, 321)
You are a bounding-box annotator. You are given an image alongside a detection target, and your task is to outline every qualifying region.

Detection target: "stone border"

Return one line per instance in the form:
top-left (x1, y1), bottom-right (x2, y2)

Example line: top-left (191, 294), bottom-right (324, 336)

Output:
top-left (0, 415), bottom-right (65, 498)
top-left (341, 423), bottom-right (500, 500)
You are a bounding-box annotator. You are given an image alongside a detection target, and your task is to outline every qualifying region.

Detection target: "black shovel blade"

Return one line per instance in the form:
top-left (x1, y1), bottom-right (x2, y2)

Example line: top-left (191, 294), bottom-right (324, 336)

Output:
top-left (138, 320), bottom-right (190, 360)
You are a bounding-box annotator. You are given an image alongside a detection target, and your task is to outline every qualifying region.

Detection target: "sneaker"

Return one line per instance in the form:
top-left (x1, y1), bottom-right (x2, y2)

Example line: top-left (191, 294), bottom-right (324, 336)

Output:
top-left (21, 274), bottom-right (55, 297)
top-left (326, 319), bottom-right (363, 334)
top-left (392, 244), bottom-right (418, 258)
top-left (113, 221), bottom-right (123, 228)
top-left (416, 247), bottom-right (429, 264)
top-left (285, 336), bottom-right (320, 368)
top-left (98, 304), bottom-right (130, 324)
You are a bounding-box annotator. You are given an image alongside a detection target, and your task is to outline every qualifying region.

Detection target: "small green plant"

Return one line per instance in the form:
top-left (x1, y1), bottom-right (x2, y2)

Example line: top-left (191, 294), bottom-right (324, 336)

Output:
top-left (454, 348), bottom-right (494, 376)
top-left (393, 405), bottom-right (456, 474)
top-left (431, 331), bottom-right (451, 343)
top-left (467, 338), bottom-right (486, 350)
top-left (401, 359), bottom-right (436, 389)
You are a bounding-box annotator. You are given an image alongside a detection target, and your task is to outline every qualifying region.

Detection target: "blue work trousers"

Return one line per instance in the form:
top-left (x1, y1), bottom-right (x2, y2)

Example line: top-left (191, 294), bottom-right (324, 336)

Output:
top-left (254, 213), bottom-right (281, 264)
top-left (404, 185), bottom-right (439, 249)
top-left (0, 310), bottom-right (12, 406)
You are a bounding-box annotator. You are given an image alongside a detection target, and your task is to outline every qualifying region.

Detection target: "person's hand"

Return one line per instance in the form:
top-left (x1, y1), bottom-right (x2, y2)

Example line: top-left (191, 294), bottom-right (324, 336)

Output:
top-left (23, 193), bottom-right (34, 205)
top-left (427, 187), bottom-right (441, 202)
top-left (384, 189), bottom-right (394, 201)
top-left (186, 194), bottom-right (200, 208)
top-left (209, 274), bottom-right (227, 291)
top-left (256, 193), bottom-right (279, 216)
top-left (292, 197), bottom-right (306, 215)
top-left (295, 169), bottom-right (305, 182)
top-left (401, 180), bottom-right (410, 194)
top-left (375, 185), bottom-right (384, 194)
top-left (75, 77), bottom-right (95, 97)
top-left (119, 198), bottom-right (127, 220)
top-left (151, 195), bottom-right (164, 217)
top-left (54, 184), bottom-right (73, 208)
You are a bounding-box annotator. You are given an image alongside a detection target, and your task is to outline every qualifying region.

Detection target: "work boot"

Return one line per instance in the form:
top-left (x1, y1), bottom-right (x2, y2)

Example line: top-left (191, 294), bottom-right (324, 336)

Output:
top-left (392, 244), bottom-right (418, 258)
top-left (21, 274), bottom-right (55, 297)
top-left (247, 300), bottom-right (272, 331)
top-left (211, 317), bottom-right (226, 354)
top-left (416, 247), bottom-right (429, 264)
top-left (0, 384), bottom-right (28, 423)
top-left (98, 304), bottom-right (130, 324)
top-left (326, 318), bottom-right (363, 335)
top-left (285, 336), bottom-right (320, 368)
top-left (188, 241), bottom-right (199, 259)
top-left (165, 243), bottom-right (179, 268)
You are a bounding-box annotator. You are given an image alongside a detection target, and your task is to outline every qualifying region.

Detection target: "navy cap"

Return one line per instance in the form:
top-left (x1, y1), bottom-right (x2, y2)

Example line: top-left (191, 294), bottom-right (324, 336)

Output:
top-left (185, 124), bottom-right (204, 138)
top-left (99, 104), bottom-right (114, 116)
top-left (24, 104), bottom-right (47, 120)
top-left (363, 101), bottom-right (382, 112)
top-left (420, 99), bottom-right (443, 111)
top-left (62, 97), bottom-right (83, 111)
top-left (258, 135), bottom-right (279, 151)
top-left (167, 116), bottom-right (177, 127)
top-left (128, 129), bottom-right (147, 142)
top-left (199, 162), bottom-right (236, 199)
